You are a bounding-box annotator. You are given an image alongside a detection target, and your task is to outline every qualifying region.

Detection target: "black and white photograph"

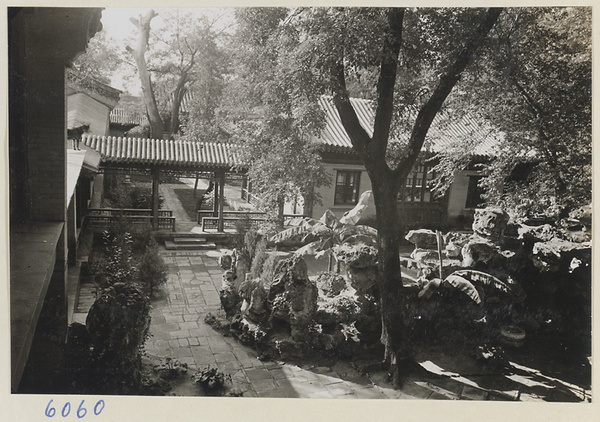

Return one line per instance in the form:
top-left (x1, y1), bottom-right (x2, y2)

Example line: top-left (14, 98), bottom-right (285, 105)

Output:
top-left (4, 2), bottom-right (595, 420)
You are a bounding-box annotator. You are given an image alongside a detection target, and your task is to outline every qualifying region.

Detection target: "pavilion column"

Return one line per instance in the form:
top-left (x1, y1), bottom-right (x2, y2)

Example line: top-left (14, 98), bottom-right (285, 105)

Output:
top-left (152, 166), bottom-right (160, 230)
top-left (213, 172), bottom-right (219, 217)
top-left (217, 171), bottom-right (226, 232)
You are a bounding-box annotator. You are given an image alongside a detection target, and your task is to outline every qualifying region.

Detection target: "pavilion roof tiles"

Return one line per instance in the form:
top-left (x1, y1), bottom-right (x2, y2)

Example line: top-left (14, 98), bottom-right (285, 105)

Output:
top-left (82, 135), bottom-right (245, 170)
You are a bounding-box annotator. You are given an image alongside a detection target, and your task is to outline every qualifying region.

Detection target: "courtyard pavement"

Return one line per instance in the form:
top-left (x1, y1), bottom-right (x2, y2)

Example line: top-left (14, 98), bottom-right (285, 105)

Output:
top-left (145, 248), bottom-right (419, 399)
top-left (111, 182), bottom-right (589, 401)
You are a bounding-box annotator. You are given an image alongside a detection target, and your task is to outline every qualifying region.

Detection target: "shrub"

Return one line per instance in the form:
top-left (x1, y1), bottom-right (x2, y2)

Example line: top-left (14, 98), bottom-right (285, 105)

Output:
top-left (192, 366), bottom-right (231, 395)
top-left (129, 185), bottom-right (163, 209)
top-left (91, 230), bottom-right (136, 288)
top-left (106, 182), bottom-right (164, 210)
top-left (86, 282), bottom-right (151, 394)
top-left (153, 357), bottom-right (188, 380)
top-left (137, 244), bottom-right (167, 298)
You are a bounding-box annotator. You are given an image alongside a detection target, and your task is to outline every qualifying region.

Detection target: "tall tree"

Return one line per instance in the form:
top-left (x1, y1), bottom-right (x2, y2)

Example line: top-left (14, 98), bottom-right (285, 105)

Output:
top-left (126, 9), bottom-right (231, 139)
top-left (232, 7), bottom-right (502, 385)
top-left (126, 9), bottom-right (165, 138)
top-left (149, 10), bottom-right (231, 136)
top-left (326, 7), bottom-right (502, 384)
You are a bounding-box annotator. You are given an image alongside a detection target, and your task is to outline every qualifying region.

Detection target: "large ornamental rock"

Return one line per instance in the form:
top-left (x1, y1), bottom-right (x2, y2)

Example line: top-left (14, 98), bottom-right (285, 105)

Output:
top-left (316, 272), bottom-right (348, 298)
top-left (532, 239), bottom-right (591, 273)
top-left (334, 243), bottom-right (379, 294)
top-left (472, 208), bottom-right (509, 242)
top-left (411, 248), bottom-right (441, 266)
top-left (443, 231), bottom-right (472, 259)
top-left (219, 250), bottom-right (236, 270)
top-left (234, 250), bottom-right (250, 290)
top-left (237, 277), bottom-right (269, 323)
top-left (268, 256), bottom-right (318, 341)
top-left (405, 229), bottom-right (438, 249)
top-left (461, 241), bottom-right (508, 268)
top-left (219, 270), bottom-right (241, 318)
top-left (518, 224), bottom-right (560, 245)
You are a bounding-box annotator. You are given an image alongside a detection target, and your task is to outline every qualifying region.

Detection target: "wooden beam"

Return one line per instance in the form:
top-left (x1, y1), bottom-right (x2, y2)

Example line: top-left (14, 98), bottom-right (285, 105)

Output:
top-left (152, 166), bottom-right (160, 230)
top-left (217, 171), bottom-right (226, 232)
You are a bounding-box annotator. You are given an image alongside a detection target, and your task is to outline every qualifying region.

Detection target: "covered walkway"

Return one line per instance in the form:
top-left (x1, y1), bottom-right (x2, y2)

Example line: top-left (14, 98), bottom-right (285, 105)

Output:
top-left (82, 135), bottom-right (247, 232)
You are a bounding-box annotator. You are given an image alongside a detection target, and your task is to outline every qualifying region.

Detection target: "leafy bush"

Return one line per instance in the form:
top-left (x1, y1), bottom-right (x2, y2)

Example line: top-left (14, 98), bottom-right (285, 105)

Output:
top-left (86, 282), bottom-right (151, 394)
top-left (105, 181), bottom-right (164, 210)
top-left (137, 243), bottom-right (167, 298)
top-left (90, 230), bottom-right (137, 288)
top-left (318, 294), bottom-right (361, 321)
top-left (153, 357), bottom-right (188, 380)
top-left (191, 366), bottom-right (231, 395)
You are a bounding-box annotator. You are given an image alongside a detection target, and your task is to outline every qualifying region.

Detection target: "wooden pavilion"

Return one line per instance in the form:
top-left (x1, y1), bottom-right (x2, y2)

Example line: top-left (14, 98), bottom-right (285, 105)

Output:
top-left (82, 135), bottom-right (246, 232)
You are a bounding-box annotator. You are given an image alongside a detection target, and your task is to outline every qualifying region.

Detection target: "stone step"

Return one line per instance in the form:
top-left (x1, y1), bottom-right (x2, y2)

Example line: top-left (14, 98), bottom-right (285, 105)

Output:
top-left (164, 240), bottom-right (216, 250)
top-left (173, 237), bottom-right (207, 245)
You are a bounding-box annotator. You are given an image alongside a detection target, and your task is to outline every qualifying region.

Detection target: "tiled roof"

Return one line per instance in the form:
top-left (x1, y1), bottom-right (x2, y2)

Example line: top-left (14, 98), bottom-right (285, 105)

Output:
top-left (66, 69), bottom-right (122, 107)
top-left (82, 135), bottom-right (244, 170)
top-left (317, 96), bottom-right (500, 156)
top-left (109, 108), bottom-right (148, 126)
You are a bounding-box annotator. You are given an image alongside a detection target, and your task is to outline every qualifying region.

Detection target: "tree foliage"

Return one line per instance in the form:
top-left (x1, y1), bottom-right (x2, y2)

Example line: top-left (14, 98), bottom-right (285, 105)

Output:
top-left (432, 7), bottom-right (591, 219)
top-left (227, 8), bottom-right (330, 218)
top-left (126, 9), bottom-right (231, 138)
top-left (70, 29), bottom-right (124, 85)
top-left (148, 10), bottom-right (231, 137)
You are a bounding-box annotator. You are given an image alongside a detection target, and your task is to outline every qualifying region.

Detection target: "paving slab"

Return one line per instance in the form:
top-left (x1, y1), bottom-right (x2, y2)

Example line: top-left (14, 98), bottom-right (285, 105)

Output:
top-left (145, 217), bottom-right (570, 401)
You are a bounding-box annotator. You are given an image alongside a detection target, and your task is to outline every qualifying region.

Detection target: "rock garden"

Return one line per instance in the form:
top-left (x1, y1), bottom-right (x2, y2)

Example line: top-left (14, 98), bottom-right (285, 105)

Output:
top-left (210, 206), bottom-right (591, 391)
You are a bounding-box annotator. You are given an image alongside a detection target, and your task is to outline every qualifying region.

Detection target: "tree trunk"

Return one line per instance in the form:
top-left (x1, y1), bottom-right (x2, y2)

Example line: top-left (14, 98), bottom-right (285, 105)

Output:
top-left (127, 10), bottom-right (164, 139)
top-left (276, 195), bottom-right (285, 230)
top-left (370, 174), bottom-right (409, 385)
top-left (170, 73), bottom-right (188, 136)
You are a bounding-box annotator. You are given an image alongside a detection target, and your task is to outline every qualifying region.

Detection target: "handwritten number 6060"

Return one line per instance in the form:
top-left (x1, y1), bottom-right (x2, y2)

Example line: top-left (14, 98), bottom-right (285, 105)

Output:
top-left (45, 400), bottom-right (105, 418)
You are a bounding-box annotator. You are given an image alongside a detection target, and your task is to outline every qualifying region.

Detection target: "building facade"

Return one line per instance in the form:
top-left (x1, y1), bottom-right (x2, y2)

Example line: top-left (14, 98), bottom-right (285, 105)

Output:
top-left (8, 7), bottom-right (103, 393)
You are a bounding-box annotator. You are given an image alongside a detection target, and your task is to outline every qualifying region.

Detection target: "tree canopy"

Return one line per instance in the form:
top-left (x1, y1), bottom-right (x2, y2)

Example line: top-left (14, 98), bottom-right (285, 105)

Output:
top-left (227, 8), bottom-right (330, 218)
top-left (125, 9), bottom-right (231, 138)
top-left (70, 29), bottom-right (124, 85)
top-left (431, 7), bottom-right (591, 219)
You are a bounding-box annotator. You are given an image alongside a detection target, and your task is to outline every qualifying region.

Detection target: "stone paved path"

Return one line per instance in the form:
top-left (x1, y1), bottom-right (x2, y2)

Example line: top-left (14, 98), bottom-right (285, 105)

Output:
top-left (144, 247), bottom-right (591, 401)
top-left (144, 184), bottom-right (592, 401)
top-left (145, 248), bottom-right (418, 399)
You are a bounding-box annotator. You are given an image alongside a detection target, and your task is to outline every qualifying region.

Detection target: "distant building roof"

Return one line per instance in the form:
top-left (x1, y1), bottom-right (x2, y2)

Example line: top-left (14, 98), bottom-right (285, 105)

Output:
top-left (109, 108), bottom-right (148, 126)
top-left (82, 135), bottom-right (245, 170)
top-left (317, 96), bottom-right (501, 157)
top-left (66, 69), bottom-right (121, 108)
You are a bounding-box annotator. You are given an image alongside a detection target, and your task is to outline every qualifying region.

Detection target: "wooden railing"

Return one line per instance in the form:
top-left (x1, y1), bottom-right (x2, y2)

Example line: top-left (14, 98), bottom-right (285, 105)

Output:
top-left (241, 188), bottom-right (263, 209)
top-left (397, 201), bottom-right (445, 227)
top-left (197, 209), bottom-right (268, 224)
top-left (86, 208), bottom-right (176, 231)
top-left (200, 212), bottom-right (306, 232)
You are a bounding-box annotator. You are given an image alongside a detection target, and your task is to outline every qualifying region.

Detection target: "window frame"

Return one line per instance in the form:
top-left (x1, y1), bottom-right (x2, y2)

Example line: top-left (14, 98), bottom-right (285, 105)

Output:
top-left (334, 169), bottom-right (362, 206)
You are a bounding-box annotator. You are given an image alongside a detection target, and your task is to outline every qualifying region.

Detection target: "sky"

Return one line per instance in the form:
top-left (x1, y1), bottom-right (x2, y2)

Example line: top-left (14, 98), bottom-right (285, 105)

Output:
top-left (99, 7), bottom-right (236, 93)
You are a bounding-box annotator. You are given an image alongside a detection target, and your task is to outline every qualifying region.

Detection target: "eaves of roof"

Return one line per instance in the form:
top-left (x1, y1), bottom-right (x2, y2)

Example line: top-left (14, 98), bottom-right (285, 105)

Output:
top-left (82, 135), bottom-right (246, 171)
top-left (317, 95), bottom-right (501, 158)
